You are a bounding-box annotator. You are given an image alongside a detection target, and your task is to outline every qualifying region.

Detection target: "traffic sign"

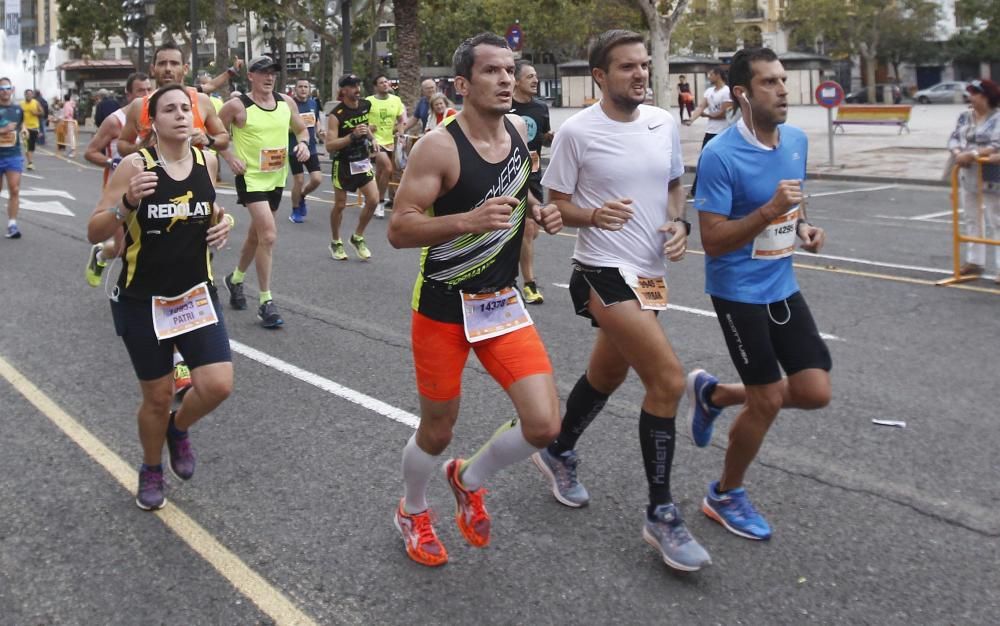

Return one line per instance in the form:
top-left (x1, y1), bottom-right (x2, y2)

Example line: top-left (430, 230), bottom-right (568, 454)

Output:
top-left (815, 81), bottom-right (844, 109)
top-left (505, 23), bottom-right (523, 52)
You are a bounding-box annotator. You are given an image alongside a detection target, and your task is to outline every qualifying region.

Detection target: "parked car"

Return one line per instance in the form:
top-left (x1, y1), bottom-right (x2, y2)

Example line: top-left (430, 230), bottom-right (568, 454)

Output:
top-left (844, 84), bottom-right (903, 104)
top-left (913, 81), bottom-right (970, 104)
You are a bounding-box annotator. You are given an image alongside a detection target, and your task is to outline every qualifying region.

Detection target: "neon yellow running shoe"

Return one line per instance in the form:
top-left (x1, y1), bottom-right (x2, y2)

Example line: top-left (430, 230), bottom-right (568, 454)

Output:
top-left (85, 244), bottom-right (106, 288)
top-left (349, 234), bottom-right (372, 260)
top-left (329, 240), bottom-right (348, 261)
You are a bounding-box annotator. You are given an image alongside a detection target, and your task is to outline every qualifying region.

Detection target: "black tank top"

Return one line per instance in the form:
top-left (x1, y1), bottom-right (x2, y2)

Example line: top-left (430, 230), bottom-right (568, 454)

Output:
top-left (117, 147), bottom-right (217, 300)
top-left (412, 117), bottom-right (532, 323)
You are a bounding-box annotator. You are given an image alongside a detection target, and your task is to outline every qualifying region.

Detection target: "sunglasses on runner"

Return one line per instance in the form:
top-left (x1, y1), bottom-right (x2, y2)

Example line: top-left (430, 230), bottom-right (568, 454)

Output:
top-left (0, 86), bottom-right (12, 91)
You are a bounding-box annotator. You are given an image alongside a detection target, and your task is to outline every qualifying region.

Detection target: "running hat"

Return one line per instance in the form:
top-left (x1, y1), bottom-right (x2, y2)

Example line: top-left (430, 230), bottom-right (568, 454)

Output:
top-left (338, 73), bottom-right (362, 88)
top-left (248, 56), bottom-right (281, 73)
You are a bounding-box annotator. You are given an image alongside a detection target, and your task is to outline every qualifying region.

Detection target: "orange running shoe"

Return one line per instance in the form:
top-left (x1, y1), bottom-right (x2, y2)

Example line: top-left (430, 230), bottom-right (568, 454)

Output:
top-left (394, 499), bottom-right (448, 567)
top-left (173, 362), bottom-right (192, 397)
top-left (443, 459), bottom-right (491, 547)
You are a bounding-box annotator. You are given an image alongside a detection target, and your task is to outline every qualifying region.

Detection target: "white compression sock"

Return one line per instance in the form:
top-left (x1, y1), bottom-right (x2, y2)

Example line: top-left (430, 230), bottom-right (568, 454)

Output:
top-left (459, 419), bottom-right (538, 492)
top-left (173, 351), bottom-right (184, 367)
top-left (402, 434), bottom-right (440, 514)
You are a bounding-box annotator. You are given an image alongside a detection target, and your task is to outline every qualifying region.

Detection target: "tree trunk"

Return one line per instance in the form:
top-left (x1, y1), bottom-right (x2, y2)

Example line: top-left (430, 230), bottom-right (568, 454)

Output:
top-left (212, 0), bottom-right (230, 96)
top-left (634, 0), bottom-right (690, 109)
top-left (862, 53), bottom-right (877, 103)
top-left (393, 0), bottom-right (420, 112)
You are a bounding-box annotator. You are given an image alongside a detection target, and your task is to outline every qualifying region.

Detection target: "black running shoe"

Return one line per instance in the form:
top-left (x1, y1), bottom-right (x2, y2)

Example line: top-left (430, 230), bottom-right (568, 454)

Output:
top-left (257, 300), bottom-right (284, 328)
top-left (225, 272), bottom-right (247, 310)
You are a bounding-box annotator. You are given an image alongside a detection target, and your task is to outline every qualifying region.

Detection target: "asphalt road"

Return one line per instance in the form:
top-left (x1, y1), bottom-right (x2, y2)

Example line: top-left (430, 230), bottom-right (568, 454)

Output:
top-left (1, 148), bottom-right (998, 625)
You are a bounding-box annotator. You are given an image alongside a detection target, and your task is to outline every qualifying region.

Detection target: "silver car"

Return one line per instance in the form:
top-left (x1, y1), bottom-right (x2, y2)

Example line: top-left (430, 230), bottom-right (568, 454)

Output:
top-left (914, 81), bottom-right (970, 104)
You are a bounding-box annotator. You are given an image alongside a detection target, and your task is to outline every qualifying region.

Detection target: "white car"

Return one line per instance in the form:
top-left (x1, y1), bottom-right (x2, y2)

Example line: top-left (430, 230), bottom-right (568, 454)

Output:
top-left (914, 81), bottom-right (970, 104)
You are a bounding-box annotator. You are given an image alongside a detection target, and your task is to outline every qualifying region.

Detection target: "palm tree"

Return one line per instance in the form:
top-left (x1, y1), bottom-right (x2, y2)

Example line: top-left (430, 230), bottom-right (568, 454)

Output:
top-left (393, 0), bottom-right (421, 110)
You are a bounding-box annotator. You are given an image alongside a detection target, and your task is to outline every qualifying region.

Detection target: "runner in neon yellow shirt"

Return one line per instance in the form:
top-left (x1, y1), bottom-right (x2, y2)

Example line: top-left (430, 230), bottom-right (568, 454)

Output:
top-left (365, 74), bottom-right (406, 218)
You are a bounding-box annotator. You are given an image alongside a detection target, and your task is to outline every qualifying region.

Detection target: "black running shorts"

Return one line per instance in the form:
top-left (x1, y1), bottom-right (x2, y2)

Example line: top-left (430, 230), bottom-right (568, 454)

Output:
top-left (111, 292), bottom-right (232, 381)
top-left (332, 159), bottom-right (375, 193)
top-left (235, 175), bottom-right (283, 212)
top-left (710, 291), bottom-right (832, 386)
top-left (26, 129), bottom-right (38, 152)
top-left (289, 152), bottom-right (321, 176)
top-left (569, 262), bottom-right (658, 328)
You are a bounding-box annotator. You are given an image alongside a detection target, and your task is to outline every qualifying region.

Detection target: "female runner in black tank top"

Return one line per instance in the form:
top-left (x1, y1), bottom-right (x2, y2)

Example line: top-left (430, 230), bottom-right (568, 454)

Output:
top-left (87, 84), bottom-right (235, 511)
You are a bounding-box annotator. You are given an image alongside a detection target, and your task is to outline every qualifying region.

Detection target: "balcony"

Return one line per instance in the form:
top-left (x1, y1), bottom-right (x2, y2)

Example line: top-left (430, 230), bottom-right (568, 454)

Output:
top-left (733, 8), bottom-right (765, 21)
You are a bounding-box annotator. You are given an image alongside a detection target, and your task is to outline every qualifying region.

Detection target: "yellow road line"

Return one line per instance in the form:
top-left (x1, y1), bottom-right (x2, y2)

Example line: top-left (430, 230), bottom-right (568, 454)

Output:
top-left (556, 231), bottom-right (1000, 295)
top-left (0, 354), bottom-right (320, 626)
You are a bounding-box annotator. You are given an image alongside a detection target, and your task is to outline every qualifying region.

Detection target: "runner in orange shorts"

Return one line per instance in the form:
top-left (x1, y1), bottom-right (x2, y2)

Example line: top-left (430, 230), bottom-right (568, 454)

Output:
top-left (386, 32), bottom-right (563, 567)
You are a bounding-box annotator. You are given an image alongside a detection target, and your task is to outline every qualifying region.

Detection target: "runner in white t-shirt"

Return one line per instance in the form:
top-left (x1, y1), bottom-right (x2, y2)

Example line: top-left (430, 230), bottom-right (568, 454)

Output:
top-left (685, 66), bottom-right (732, 196)
top-left (536, 29), bottom-right (710, 573)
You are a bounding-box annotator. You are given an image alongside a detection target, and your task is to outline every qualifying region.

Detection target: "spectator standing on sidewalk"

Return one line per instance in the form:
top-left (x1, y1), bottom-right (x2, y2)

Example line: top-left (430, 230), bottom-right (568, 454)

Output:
top-left (678, 75), bottom-right (693, 122)
top-left (948, 78), bottom-right (1000, 280)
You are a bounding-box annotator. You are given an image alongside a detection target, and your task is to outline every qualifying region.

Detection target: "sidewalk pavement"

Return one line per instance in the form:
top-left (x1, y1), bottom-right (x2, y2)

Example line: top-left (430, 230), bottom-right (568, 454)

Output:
top-left (549, 103), bottom-right (966, 187)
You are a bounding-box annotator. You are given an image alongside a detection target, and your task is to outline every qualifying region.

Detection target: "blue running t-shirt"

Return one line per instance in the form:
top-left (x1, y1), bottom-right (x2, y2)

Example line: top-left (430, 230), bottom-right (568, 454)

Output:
top-left (694, 120), bottom-right (808, 304)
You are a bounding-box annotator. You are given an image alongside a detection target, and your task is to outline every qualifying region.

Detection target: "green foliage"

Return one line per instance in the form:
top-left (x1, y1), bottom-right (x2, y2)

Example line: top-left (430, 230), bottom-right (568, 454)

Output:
top-left (672, 0), bottom-right (760, 55)
top-left (57, 0), bottom-right (128, 55)
top-left (950, 0), bottom-right (1000, 62)
top-left (419, 0), bottom-right (644, 67)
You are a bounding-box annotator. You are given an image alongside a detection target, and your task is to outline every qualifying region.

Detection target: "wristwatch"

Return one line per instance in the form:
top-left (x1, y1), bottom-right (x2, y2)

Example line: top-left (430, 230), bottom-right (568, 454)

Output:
top-left (205, 135), bottom-right (216, 148)
top-left (673, 217), bottom-right (692, 236)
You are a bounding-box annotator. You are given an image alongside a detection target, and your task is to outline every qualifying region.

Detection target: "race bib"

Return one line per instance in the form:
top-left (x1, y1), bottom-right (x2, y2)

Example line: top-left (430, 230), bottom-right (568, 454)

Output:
top-left (752, 207), bottom-right (799, 260)
top-left (0, 131), bottom-right (15, 148)
top-left (461, 287), bottom-right (534, 343)
top-left (151, 282), bottom-right (219, 341)
top-left (530, 151), bottom-right (540, 173)
top-left (299, 112), bottom-right (316, 128)
top-left (620, 270), bottom-right (668, 311)
top-left (259, 147), bottom-right (287, 172)
top-left (350, 158), bottom-right (372, 175)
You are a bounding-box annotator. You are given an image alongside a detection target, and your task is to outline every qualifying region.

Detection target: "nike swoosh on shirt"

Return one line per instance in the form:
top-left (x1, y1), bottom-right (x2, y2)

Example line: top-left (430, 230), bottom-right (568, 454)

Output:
top-left (648, 122), bottom-right (664, 130)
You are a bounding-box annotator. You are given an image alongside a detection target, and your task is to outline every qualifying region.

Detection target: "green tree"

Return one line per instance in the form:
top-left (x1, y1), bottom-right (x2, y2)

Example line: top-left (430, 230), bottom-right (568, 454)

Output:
top-left (784, 0), bottom-right (939, 102)
top-left (633, 0), bottom-right (692, 107)
top-left (949, 0), bottom-right (1000, 63)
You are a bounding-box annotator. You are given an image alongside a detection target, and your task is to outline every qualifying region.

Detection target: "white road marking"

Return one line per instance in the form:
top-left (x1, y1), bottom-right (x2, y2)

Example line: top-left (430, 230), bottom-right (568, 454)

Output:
top-left (18, 199), bottom-right (75, 216)
top-left (794, 250), bottom-right (951, 275)
top-left (2, 188), bottom-right (77, 200)
top-left (229, 340), bottom-right (421, 429)
top-left (19, 172), bottom-right (44, 180)
top-left (547, 285), bottom-right (843, 341)
top-left (806, 184), bottom-right (898, 198)
top-left (908, 209), bottom-right (955, 221)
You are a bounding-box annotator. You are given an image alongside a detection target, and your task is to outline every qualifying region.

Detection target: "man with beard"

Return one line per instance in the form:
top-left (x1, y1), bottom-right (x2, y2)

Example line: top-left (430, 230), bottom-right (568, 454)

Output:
top-left (366, 74), bottom-right (406, 218)
top-left (325, 73), bottom-right (379, 261)
top-left (537, 29), bottom-right (711, 572)
top-left (687, 47), bottom-right (831, 542)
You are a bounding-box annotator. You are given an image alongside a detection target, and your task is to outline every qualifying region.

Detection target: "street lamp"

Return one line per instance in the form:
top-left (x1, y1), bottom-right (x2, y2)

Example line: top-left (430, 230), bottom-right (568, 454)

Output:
top-left (123, 0), bottom-right (157, 69)
top-left (22, 50), bottom-right (38, 91)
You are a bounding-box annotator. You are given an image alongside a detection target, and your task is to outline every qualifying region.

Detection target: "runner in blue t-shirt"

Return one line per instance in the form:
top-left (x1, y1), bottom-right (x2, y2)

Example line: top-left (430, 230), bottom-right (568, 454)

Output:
top-left (686, 48), bottom-right (832, 542)
top-left (0, 77), bottom-right (24, 238)
top-left (288, 79), bottom-right (325, 223)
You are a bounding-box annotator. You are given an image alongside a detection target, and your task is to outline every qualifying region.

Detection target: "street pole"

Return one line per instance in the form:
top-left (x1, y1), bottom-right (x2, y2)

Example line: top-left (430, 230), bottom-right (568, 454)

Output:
top-left (138, 25), bottom-right (146, 71)
top-left (190, 0), bottom-right (199, 80)
top-left (827, 106), bottom-right (834, 167)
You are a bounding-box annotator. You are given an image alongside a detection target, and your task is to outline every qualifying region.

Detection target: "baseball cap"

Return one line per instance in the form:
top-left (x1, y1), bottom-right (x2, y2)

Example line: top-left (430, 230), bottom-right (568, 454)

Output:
top-left (248, 56), bottom-right (280, 73)
top-left (338, 73), bottom-right (361, 88)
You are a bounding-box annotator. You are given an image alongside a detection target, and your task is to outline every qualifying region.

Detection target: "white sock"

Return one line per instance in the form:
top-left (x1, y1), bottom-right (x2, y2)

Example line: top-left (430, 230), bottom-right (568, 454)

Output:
top-left (460, 419), bottom-right (538, 492)
top-left (173, 351), bottom-right (184, 367)
top-left (402, 434), bottom-right (440, 514)
top-left (7, 219), bottom-right (14, 227)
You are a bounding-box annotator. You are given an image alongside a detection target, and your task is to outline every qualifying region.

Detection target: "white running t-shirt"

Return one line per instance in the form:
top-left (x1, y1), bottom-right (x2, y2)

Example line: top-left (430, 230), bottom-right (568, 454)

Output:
top-left (542, 102), bottom-right (685, 279)
top-left (704, 84), bottom-right (732, 134)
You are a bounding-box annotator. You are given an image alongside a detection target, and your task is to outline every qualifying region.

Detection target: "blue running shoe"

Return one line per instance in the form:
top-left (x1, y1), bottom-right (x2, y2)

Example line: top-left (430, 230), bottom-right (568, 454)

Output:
top-left (299, 199), bottom-right (308, 217)
top-left (642, 503), bottom-right (712, 572)
top-left (686, 369), bottom-right (722, 448)
top-left (702, 481), bottom-right (772, 540)
top-left (288, 204), bottom-right (304, 223)
top-left (165, 411), bottom-right (195, 481)
top-left (531, 448), bottom-right (590, 508)
top-left (5, 223), bottom-right (21, 239)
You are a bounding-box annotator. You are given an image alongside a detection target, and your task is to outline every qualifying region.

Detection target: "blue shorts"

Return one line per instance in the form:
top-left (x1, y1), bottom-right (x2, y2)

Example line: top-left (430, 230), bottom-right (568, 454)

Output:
top-left (0, 155), bottom-right (24, 174)
top-left (110, 292), bottom-right (232, 381)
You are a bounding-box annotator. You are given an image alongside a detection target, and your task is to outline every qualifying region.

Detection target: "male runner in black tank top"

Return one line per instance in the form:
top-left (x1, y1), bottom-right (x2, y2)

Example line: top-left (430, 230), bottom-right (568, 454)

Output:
top-left (387, 32), bottom-right (563, 567)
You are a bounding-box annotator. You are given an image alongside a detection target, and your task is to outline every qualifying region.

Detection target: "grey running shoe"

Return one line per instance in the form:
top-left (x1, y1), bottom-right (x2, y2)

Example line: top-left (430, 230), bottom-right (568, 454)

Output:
top-left (642, 503), bottom-right (712, 572)
top-left (224, 272), bottom-right (247, 310)
top-left (531, 448), bottom-right (590, 508)
top-left (135, 467), bottom-right (166, 511)
top-left (257, 300), bottom-right (284, 328)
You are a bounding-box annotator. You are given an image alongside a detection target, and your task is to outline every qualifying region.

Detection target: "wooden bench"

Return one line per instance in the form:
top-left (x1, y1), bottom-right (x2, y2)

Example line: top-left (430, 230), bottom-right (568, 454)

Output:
top-left (832, 104), bottom-right (912, 134)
